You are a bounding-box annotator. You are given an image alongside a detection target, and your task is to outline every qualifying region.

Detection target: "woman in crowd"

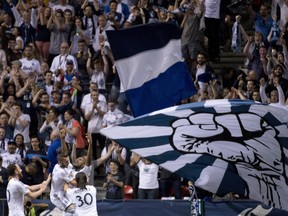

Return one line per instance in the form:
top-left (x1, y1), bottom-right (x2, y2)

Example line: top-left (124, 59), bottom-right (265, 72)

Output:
top-left (130, 153), bottom-right (159, 199)
top-left (15, 133), bottom-right (27, 163)
top-left (60, 109), bottom-right (85, 156)
top-left (39, 107), bottom-right (63, 149)
top-left (69, 17), bottom-right (90, 55)
top-left (35, 6), bottom-right (52, 63)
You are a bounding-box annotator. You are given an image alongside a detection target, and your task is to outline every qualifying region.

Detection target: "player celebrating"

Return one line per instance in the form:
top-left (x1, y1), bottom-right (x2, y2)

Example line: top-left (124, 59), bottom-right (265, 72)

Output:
top-left (65, 172), bottom-right (98, 216)
top-left (6, 163), bottom-right (51, 216)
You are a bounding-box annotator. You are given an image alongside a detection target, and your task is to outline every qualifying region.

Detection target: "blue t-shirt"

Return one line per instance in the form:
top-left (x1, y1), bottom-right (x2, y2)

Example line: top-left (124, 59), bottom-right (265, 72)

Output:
top-left (47, 139), bottom-right (61, 173)
top-left (254, 14), bottom-right (273, 40)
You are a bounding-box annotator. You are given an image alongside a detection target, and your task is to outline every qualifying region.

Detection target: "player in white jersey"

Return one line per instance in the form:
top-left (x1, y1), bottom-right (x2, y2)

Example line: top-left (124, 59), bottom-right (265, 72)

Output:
top-left (50, 129), bottom-right (77, 216)
top-left (20, 45), bottom-right (41, 76)
top-left (66, 172), bottom-right (98, 216)
top-left (6, 163), bottom-right (51, 216)
top-left (71, 133), bottom-right (117, 185)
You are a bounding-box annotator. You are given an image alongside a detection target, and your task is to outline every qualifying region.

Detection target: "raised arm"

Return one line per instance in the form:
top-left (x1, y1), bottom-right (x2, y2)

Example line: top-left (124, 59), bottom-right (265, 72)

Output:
top-left (16, 79), bottom-right (30, 98)
top-left (275, 78), bottom-right (285, 105)
top-left (130, 152), bottom-right (140, 167)
top-left (10, 3), bottom-right (23, 27)
top-left (101, 50), bottom-right (109, 78)
top-left (259, 78), bottom-right (268, 103)
top-left (30, 8), bottom-right (38, 29)
top-left (71, 142), bottom-right (77, 164)
top-left (246, 4), bottom-right (256, 19)
top-left (86, 133), bottom-right (93, 166)
top-left (60, 129), bottom-right (68, 155)
top-left (26, 174), bottom-right (51, 199)
top-left (243, 37), bottom-right (254, 60)
top-left (95, 143), bottom-right (116, 167)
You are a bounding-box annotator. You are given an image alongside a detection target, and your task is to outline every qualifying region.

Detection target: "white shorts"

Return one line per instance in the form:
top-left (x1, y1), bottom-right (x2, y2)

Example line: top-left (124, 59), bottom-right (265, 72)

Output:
top-left (50, 191), bottom-right (72, 211)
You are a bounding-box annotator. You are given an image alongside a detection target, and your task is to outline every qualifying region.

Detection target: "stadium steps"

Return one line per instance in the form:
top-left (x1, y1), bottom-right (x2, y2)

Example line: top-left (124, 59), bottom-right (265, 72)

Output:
top-left (210, 51), bottom-right (247, 75)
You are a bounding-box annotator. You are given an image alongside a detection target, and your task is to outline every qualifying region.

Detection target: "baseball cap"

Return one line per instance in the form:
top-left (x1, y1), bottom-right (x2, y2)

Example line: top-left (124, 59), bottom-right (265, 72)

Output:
top-left (8, 140), bottom-right (17, 146)
top-left (66, 59), bottom-right (74, 65)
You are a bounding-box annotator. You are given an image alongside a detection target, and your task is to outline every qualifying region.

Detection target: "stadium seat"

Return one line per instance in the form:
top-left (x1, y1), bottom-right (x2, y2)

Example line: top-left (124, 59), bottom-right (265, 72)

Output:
top-left (124, 185), bottom-right (133, 200)
top-left (181, 186), bottom-right (190, 198)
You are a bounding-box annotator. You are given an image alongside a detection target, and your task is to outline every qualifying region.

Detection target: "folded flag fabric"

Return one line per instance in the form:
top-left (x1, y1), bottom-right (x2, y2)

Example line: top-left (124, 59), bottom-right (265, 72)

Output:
top-left (106, 23), bottom-right (196, 117)
top-left (101, 99), bottom-right (288, 212)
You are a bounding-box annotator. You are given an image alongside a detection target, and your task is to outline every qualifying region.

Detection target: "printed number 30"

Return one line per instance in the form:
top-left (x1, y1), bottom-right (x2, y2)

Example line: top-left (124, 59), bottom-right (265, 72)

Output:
top-left (76, 193), bottom-right (93, 207)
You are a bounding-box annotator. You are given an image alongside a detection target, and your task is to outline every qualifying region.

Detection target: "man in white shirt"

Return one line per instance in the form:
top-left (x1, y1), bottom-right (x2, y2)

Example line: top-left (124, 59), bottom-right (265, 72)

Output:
top-left (81, 81), bottom-right (106, 114)
top-left (0, 126), bottom-right (9, 153)
top-left (50, 42), bottom-right (78, 74)
top-left (7, 103), bottom-right (31, 146)
top-left (20, 45), bottom-right (41, 77)
top-left (85, 89), bottom-right (107, 159)
top-left (1, 141), bottom-right (22, 168)
top-left (6, 163), bottom-right (51, 216)
top-left (102, 99), bottom-right (128, 128)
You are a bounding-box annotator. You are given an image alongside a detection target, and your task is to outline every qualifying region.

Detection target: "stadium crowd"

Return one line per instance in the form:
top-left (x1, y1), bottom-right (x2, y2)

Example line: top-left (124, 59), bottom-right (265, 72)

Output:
top-left (0, 0), bottom-right (287, 215)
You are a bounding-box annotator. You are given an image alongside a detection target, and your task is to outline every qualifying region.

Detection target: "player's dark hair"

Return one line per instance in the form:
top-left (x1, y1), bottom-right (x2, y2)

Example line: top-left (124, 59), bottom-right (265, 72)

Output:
top-left (7, 163), bottom-right (17, 177)
top-left (76, 172), bottom-right (87, 190)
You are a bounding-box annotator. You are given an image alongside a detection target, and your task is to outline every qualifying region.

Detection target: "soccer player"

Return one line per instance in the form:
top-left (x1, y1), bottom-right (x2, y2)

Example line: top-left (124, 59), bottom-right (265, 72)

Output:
top-left (50, 129), bottom-right (77, 216)
top-left (6, 163), bottom-right (51, 216)
top-left (65, 172), bottom-right (98, 216)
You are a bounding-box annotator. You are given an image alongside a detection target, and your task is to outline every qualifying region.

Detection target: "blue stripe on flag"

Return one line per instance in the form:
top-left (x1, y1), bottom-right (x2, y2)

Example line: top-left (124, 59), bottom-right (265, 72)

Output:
top-left (216, 162), bottom-right (247, 196)
top-left (263, 112), bottom-right (282, 126)
top-left (149, 150), bottom-right (182, 162)
top-left (106, 23), bottom-right (181, 60)
top-left (122, 114), bottom-right (178, 127)
top-left (125, 61), bottom-right (196, 117)
top-left (117, 136), bottom-right (170, 150)
top-left (174, 154), bottom-right (217, 183)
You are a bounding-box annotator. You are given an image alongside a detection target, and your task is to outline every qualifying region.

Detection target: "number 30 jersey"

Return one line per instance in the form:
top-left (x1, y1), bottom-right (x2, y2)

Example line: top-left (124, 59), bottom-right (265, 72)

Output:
top-left (67, 185), bottom-right (98, 216)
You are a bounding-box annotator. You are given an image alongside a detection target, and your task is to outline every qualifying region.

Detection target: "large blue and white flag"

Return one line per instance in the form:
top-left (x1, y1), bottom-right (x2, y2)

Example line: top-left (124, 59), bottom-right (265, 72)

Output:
top-left (106, 23), bottom-right (196, 117)
top-left (101, 99), bottom-right (288, 212)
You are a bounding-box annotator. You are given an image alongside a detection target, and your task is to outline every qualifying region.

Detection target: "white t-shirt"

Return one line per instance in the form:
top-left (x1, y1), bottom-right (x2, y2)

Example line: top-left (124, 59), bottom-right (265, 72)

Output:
top-left (1, 152), bottom-right (23, 168)
top-left (91, 71), bottom-right (106, 90)
top-left (6, 178), bottom-right (29, 216)
top-left (20, 57), bottom-right (41, 75)
top-left (137, 160), bottom-right (159, 189)
top-left (85, 101), bottom-right (107, 133)
top-left (204, 0), bottom-right (221, 19)
top-left (102, 108), bottom-right (126, 127)
top-left (81, 93), bottom-right (106, 111)
top-left (13, 114), bottom-right (31, 144)
top-left (50, 54), bottom-right (78, 73)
